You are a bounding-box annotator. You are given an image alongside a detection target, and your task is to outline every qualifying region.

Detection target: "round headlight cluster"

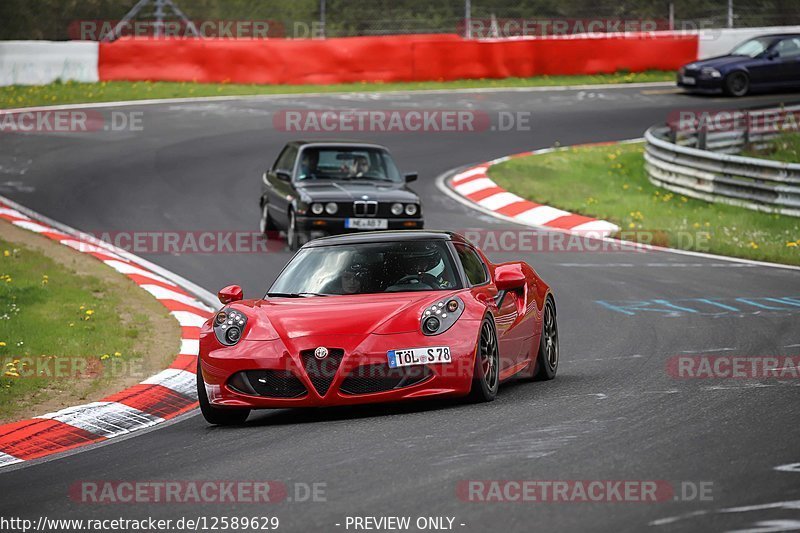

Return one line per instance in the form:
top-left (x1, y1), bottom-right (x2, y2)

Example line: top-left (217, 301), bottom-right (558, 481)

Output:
top-left (311, 203), bottom-right (324, 215)
top-left (215, 308), bottom-right (247, 345)
top-left (421, 297), bottom-right (464, 336)
top-left (405, 204), bottom-right (418, 216)
top-left (391, 203), bottom-right (404, 216)
top-left (325, 202), bottom-right (338, 215)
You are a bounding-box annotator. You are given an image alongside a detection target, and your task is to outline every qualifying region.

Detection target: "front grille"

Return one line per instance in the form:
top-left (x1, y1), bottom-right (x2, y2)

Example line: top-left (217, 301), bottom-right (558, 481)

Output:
top-left (300, 348), bottom-right (345, 396)
top-left (353, 201), bottom-right (378, 217)
top-left (228, 370), bottom-right (307, 399)
top-left (339, 363), bottom-right (432, 395)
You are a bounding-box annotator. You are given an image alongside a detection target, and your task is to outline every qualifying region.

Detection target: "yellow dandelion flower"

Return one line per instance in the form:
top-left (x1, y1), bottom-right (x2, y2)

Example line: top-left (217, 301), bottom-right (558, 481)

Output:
top-left (85, 309), bottom-right (94, 316)
top-left (787, 242), bottom-right (798, 248)
top-left (100, 354), bottom-right (110, 361)
top-left (749, 242), bottom-right (759, 249)
top-left (113, 351), bottom-right (121, 357)
top-left (0, 342), bottom-right (5, 347)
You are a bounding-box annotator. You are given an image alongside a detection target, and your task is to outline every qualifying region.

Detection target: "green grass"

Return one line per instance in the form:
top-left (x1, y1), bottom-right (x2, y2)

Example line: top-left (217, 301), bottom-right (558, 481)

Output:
top-left (0, 71), bottom-right (674, 109)
top-left (0, 238), bottom-right (142, 419)
top-left (742, 131), bottom-right (800, 164)
top-left (489, 142), bottom-right (800, 265)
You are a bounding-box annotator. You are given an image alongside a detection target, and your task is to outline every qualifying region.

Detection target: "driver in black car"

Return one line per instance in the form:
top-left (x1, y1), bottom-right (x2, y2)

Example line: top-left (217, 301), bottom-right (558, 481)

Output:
top-left (298, 149), bottom-right (319, 179)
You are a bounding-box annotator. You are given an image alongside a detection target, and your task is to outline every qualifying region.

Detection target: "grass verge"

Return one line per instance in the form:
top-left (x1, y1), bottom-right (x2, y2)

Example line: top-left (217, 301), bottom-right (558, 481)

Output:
top-left (743, 131), bottom-right (800, 164)
top-left (0, 71), bottom-right (674, 109)
top-left (0, 221), bottom-right (180, 422)
top-left (489, 142), bottom-right (800, 266)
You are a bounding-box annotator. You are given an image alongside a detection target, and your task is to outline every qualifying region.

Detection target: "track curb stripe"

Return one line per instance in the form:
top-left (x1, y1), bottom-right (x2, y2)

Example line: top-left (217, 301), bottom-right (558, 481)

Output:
top-left (0, 198), bottom-right (210, 468)
top-left (448, 156), bottom-right (620, 237)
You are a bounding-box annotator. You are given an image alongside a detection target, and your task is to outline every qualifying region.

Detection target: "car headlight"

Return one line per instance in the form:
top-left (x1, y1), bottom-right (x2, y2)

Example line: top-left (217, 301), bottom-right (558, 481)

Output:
top-left (214, 308), bottom-right (247, 346)
top-left (701, 67), bottom-right (721, 78)
top-left (405, 204), bottom-right (418, 216)
top-left (325, 202), bottom-right (338, 215)
top-left (421, 297), bottom-right (464, 336)
top-left (391, 203), bottom-right (404, 216)
top-left (311, 203), bottom-right (324, 215)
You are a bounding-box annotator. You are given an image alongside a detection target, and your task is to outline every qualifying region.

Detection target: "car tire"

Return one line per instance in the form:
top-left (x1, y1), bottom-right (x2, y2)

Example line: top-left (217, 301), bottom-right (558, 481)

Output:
top-left (259, 200), bottom-right (276, 236)
top-left (287, 210), bottom-right (307, 251)
top-left (467, 316), bottom-right (500, 402)
top-left (197, 360), bottom-right (250, 426)
top-left (533, 297), bottom-right (559, 381)
top-left (723, 71), bottom-right (750, 97)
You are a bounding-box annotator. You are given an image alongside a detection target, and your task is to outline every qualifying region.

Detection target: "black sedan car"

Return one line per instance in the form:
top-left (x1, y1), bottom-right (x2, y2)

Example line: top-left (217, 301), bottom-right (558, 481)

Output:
top-left (260, 141), bottom-right (424, 250)
top-left (678, 34), bottom-right (800, 96)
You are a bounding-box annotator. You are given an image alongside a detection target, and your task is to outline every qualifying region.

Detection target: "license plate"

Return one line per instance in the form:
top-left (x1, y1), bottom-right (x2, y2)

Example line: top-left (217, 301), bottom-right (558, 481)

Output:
top-left (388, 347), bottom-right (451, 368)
top-left (681, 76), bottom-right (696, 85)
top-left (346, 218), bottom-right (388, 230)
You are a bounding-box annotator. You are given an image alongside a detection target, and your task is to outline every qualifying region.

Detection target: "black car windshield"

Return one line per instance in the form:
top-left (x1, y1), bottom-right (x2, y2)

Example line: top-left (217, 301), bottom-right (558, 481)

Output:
top-left (268, 240), bottom-right (462, 295)
top-left (296, 147), bottom-right (402, 183)
top-left (730, 37), bottom-right (774, 57)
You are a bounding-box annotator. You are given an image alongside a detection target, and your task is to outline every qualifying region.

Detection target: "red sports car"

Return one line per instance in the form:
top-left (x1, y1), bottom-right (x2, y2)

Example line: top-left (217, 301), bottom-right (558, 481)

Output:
top-left (197, 231), bottom-right (558, 425)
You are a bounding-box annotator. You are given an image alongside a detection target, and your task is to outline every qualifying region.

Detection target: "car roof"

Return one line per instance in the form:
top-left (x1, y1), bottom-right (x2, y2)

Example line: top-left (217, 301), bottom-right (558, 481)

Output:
top-left (287, 140), bottom-right (390, 150)
top-left (303, 230), bottom-right (473, 248)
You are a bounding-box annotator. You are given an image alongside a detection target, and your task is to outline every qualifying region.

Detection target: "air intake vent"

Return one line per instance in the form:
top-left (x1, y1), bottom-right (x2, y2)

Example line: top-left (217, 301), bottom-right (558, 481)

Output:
top-left (228, 370), bottom-right (307, 399)
top-left (339, 364), bottom-right (432, 395)
top-left (300, 348), bottom-right (345, 396)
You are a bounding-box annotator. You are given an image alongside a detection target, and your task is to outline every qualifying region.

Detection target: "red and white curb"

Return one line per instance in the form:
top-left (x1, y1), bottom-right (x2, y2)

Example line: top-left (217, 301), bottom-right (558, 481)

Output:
top-left (0, 197), bottom-right (216, 468)
top-left (447, 147), bottom-right (620, 237)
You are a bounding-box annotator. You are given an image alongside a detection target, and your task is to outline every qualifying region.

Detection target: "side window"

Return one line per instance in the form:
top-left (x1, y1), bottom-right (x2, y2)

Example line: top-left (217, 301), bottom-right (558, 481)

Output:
top-left (775, 38), bottom-right (800, 58)
top-left (273, 146), bottom-right (297, 172)
top-left (455, 245), bottom-right (488, 286)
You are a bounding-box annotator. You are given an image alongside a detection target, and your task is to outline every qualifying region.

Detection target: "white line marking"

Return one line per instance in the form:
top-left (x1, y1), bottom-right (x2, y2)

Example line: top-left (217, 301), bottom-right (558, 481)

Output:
top-left (454, 177), bottom-right (496, 195)
top-left (775, 463), bottom-right (800, 473)
top-left (170, 310), bottom-right (208, 328)
top-left (36, 402), bottom-right (164, 438)
top-left (680, 348), bottom-right (736, 353)
top-left (451, 166), bottom-right (488, 184)
top-left (139, 284), bottom-right (212, 312)
top-left (478, 191), bottom-right (525, 210)
top-left (102, 260), bottom-right (176, 287)
top-left (141, 368), bottom-right (197, 398)
top-left (0, 207), bottom-right (30, 219)
top-left (11, 220), bottom-right (51, 233)
top-left (180, 339), bottom-right (200, 356)
top-left (0, 451), bottom-right (22, 467)
top-left (515, 205), bottom-right (571, 226)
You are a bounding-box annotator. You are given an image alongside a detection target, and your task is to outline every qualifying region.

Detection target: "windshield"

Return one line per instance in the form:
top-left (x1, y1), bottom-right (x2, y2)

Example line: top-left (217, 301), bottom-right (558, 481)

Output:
top-left (269, 240), bottom-right (462, 295)
top-left (295, 147), bottom-right (402, 183)
top-left (730, 37), bottom-right (774, 58)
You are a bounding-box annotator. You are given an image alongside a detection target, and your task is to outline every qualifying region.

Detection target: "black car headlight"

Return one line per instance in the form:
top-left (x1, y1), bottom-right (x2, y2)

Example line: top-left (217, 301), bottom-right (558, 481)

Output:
top-left (405, 204), bottom-right (418, 216)
top-left (391, 203), bottom-right (404, 216)
top-left (421, 297), bottom-right (464, 336)
top-left (701, 67), bottom-right (721, 79)
top-left (311, 203), bottom-right (324, 215)
top-left (214, 308), bottom-right (248, 346)
top-left (325, 202), bottom-right (338, 215)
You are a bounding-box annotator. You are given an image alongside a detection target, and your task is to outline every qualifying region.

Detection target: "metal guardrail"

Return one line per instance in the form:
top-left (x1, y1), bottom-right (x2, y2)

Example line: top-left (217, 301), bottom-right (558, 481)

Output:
top-left (644, 105), bottom-right (800, 217)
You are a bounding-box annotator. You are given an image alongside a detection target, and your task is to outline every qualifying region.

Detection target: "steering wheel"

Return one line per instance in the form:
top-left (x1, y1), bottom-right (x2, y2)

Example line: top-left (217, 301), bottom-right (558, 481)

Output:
top-left (394, 273), bottom-right (439, 289)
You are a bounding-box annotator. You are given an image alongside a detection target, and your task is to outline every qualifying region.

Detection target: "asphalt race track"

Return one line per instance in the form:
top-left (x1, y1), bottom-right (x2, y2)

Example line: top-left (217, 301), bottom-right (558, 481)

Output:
top-left (1, 85), bottom-right (800, 532)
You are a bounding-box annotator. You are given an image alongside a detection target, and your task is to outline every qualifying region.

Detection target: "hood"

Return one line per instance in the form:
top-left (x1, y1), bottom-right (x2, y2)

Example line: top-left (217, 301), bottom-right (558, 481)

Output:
top-left (683, 55), bottom-right (757, 71)
top-left (296, 181), bottom-right (419, 203)
top-left (244, 291), bottom-right (461, 339)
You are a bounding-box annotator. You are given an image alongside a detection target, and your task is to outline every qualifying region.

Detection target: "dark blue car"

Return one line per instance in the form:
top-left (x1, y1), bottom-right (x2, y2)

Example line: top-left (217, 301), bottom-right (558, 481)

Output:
top-left (678, 34), bottom-right (800, 96)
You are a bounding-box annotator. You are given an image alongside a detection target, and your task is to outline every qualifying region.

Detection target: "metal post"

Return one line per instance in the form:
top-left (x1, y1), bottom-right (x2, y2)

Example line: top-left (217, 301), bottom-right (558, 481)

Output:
top-left (320, 0), bottom-right (326, 39)
top-left (727, 0), bottom-right (734, 28)
top-left (668, 2), bottom-right (674, 32)
top-left (465, 0), bottom-right (472, 39)
top-left (154, 0), bottom-right (165, 38)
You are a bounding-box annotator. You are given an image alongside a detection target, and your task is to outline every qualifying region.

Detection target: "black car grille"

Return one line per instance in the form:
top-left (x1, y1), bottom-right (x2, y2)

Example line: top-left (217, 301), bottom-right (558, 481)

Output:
top-left (353, 201), bottom-right (378, 217)
top-left (228, 370), bottom-right (307, 399)
top-left (300, 348), bottom-right (345, 396)
top-left (339, 363), bottom-right (432, 395)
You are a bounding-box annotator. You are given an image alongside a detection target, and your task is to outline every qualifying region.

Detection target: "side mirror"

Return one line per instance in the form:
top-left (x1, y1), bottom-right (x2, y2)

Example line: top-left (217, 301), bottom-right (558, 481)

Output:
top-left (275, 170), bottom-right (291, 182)
top-left (404, 172), bottom-right (418, 183)
top-left (218, 285), bottom-right (243, 305)
top-left (494, 264), bottom-right (526, 291)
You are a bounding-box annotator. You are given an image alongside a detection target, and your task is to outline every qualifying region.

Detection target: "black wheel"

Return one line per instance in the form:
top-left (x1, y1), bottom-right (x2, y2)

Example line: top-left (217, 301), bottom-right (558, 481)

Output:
top-left (533, 298), bottom-right (559, 381)
top-left (468, 317), bottom-right (500, 402)
top-left (723, 71), bottom-right (749, 97)
top-left (286, 210), bottom-right (306, 251)
top-left (259, 200), bottom-right (276, 236)
top-left (197, 360), bottom-right (250, 426)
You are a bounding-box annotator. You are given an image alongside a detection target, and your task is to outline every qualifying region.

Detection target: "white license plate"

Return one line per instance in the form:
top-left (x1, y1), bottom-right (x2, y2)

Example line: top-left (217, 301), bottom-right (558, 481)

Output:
top-left (346, 218), bottom-right (388, 230)
top-left (388, 347), bottom-right (451, 368)
top-left (681, 76), bottom-right (696, 85)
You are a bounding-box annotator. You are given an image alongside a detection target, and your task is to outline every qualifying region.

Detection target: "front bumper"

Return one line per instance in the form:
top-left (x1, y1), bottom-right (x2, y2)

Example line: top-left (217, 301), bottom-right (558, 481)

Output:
top-left (295, 215), bottom-right (424, 233)
top-left (199, 323), bottom-right (479, 409)
top-left (676, 73), bottom-right (723, 93)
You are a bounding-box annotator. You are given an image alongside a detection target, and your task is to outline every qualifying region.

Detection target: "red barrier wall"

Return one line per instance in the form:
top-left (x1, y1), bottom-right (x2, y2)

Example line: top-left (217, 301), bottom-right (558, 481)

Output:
top-left (98, 34), bottom-right (698, 85)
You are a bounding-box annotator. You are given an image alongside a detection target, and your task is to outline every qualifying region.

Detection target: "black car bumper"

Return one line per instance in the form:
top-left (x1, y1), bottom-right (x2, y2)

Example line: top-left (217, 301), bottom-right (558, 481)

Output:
top-left (677, 73), bottom-right (723, 93)
top-left (295, 215), bottom-right (424, 233)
